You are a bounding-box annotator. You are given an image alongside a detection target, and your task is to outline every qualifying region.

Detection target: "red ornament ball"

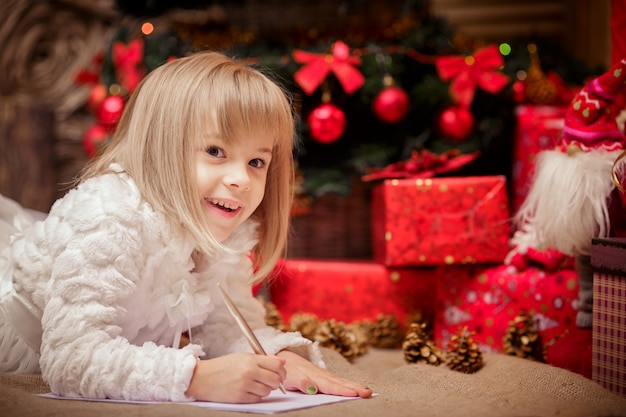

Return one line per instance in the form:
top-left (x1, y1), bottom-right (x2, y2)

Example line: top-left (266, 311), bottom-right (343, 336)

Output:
top-left (87, 84), bottom-right (108, 114)
top-left (373, 85), bottom-right (410, 123)
top-left (437, 106), bottom-right (475, 142)
top-left (97, 95), bottom-right (125, 130)
top-left (512, 80), bottom-right (526, 104)
top-left (82, 124), bottom-right (109, 157)
top-left (307, 103), bottom-right (346, 144)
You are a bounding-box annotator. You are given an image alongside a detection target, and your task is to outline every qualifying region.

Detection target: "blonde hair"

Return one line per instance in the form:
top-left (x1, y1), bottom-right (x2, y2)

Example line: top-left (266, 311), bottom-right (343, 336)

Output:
top-left (80, 51), bottom-right (295, 282)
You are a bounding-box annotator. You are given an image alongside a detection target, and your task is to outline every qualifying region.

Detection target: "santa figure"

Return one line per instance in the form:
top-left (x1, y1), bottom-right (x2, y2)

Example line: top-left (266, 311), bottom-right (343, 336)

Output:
top-left (509, 58), bottom-right (626, 328)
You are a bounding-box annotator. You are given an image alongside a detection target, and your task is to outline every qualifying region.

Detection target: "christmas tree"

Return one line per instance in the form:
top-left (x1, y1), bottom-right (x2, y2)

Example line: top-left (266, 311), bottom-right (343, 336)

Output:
top-left (81, 0), bottom-right (597, 203)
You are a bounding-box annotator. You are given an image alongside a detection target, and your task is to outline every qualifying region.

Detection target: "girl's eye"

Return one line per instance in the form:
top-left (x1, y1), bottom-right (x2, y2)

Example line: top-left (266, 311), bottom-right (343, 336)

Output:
top-left (249, 158), bottom-right (266, 168)
top-left (206, 146), bottom-right (225, 157)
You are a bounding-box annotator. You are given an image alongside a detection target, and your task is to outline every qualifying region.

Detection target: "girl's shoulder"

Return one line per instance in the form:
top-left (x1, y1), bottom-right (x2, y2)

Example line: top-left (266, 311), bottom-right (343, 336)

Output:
top-left (48, 165), bottom-right (161, 234)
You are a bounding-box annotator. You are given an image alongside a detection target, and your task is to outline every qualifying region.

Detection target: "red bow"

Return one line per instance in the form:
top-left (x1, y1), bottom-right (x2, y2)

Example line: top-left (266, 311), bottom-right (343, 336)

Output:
top-left (361, 149), bottom-right (480, 182)
top-left (112, 38), bottom-right (146, 93)
top-left (435, 45), bottom-right (509, 108)
top-left (74, 53), bottom-right (104, 85)
top-left (293, 41), bottom-right (364, 95)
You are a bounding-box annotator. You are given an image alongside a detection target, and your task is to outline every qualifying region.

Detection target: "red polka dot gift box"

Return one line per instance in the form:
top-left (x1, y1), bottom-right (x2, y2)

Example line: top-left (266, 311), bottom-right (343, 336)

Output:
top-left (434, 264), bottom-right (580, 352)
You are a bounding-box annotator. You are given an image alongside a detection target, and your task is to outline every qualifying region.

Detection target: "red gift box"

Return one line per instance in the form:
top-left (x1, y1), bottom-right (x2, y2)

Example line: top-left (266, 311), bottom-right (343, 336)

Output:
top-left (371, 176), bottom-right (510, 267)
top-left (434, 265), bottom-right (580, 351)
top-left (591, 238), bottom-right (626, 398)
top-left (268, 259), bottom-right (436, 325)
top-left (512, 105), bottom-right (566, 212)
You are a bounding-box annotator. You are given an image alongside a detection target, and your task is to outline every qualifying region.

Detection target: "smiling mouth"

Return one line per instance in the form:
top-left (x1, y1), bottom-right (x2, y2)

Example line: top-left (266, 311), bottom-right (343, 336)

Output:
top-left (207, 198), bottom-right (241, 213)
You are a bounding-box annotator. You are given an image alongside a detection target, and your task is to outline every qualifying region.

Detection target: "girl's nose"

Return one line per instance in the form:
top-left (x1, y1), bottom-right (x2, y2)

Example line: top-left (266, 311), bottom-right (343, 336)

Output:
top-left (224, 163), bottom-right (251, 190)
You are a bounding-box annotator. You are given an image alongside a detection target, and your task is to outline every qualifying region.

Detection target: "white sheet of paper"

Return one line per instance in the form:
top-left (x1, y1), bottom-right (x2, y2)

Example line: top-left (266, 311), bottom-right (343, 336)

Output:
top-left (38, 389), bottom-right (372, 414)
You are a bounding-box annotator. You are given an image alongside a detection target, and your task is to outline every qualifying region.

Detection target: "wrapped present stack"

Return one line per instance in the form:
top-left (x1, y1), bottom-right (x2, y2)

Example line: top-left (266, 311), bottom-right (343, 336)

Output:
top-left (268, 149), bottom-right (583, 362)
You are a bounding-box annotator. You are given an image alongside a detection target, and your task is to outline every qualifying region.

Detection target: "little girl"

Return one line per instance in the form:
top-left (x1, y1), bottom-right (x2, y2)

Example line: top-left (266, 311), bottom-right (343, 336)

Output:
top-left (0, 51), bottom-right (372, 403)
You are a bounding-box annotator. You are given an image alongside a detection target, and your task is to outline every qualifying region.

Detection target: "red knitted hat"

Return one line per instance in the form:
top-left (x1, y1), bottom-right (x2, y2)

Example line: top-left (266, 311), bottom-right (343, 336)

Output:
top-left (562, 58), bottom-right (626, 152)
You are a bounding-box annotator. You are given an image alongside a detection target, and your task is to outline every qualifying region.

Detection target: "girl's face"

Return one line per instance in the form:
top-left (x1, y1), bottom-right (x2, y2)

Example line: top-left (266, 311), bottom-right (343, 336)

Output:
top-left (195, 132), bottom-right (273, 242)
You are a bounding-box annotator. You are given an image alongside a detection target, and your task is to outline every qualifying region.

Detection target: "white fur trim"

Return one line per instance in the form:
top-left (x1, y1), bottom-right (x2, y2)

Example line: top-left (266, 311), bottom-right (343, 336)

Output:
top-left (515, 150), bottom-right (619, 256)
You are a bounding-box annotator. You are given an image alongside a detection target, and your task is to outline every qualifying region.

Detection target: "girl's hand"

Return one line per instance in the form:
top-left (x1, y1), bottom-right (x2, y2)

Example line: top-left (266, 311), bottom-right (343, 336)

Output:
top-left (277, 350), bottom-right (372, 398)
top-left (185, 353), bottom-right (286, 403)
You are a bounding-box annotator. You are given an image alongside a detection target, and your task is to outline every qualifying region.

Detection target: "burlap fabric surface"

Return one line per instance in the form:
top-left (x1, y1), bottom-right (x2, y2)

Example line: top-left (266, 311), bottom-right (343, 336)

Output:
top-left (2, 348), bottom-right (625, 417)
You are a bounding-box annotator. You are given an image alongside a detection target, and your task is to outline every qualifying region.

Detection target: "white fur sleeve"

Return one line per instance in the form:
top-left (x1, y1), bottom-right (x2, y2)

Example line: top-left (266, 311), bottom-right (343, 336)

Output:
top-left (31, 175), bottom-right (201, 401)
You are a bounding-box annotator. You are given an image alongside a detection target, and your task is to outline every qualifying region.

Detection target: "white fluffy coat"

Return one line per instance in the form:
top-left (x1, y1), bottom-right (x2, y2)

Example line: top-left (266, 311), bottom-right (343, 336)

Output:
top-left (0, 166), bottom-right (323, 401)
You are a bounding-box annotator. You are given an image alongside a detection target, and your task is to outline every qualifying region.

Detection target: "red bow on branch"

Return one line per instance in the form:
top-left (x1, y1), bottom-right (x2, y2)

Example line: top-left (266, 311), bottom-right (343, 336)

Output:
top-left (75, 53), bottom-right (104, 85)
top-left (112, 38), bottom-right (146, 94)
top-left (361, 149), bottom-right (480, 182)
top-left (293, 41), bottom-right (365, 95)
top-left (435, 45), bottom-right (509, 109)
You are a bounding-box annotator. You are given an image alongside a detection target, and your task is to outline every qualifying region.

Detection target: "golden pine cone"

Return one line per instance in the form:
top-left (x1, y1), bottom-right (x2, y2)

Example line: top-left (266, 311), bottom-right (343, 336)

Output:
top-left (524, 43), bottom-right (557, 105)
top-left (368, 314), bottom-right (404, 349)
top-left (446, 327), bottom-right (484, 373)
top-left (503, 312), bottom-right (544, 362)
top-left (525, 79), bottom-right (557, 105)
top-left (346, 322), bottom-right (370, 357)
top-left (257, 296), bottom-right (287, 331)
top-left (289, 312), bottom-right (319, 341)
top-left (402, 322), bottom-right (444, 365)
top-left (314, 319), bottom-right (363, 360)
top-left (404, 311), bottom-right (425, 328)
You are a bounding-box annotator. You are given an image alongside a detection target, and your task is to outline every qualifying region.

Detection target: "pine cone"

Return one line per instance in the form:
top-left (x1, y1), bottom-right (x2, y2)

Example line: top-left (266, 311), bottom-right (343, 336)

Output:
top-left (446, 326), bottom-right (484, 373)
top-left (314, 319), bottom-right (363, 360)
top-left (524, 43), bottom-right (557, 105)
top-left (257, 296), bottom-right (287, 331)
top-left (525, 80), bottom-right (557, 105)
top-left (346, 322), bottom-right (370, 357)
top-left (368, 314), bottom-right (404, 349)
top-left (503, 311), bottom-right (544, 361)
top-left (402, 322), bottom-right (444, 365)
top-left (289, 312), bottom-right (319, 340)
top-left (404, 311), bottom-right (425, 329)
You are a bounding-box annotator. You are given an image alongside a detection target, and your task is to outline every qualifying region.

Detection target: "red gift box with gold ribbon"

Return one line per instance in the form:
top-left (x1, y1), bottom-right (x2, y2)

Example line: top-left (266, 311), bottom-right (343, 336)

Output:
top-left (371, 176), bottom-right (510, 267)
top-left (434, 264), bottom-right (580, 351)
top-left (268, 259), bottom-right (436, 325)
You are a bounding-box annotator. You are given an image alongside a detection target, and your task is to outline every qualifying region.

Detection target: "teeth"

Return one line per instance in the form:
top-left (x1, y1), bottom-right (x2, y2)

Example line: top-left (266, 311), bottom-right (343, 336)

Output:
top-left (208, 199), bottom-right (239, 210)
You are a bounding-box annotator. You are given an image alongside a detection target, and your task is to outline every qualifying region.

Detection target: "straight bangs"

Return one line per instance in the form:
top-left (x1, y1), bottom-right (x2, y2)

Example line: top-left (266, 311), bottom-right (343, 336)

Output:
top-left (197, 63), bottom-right (294, 152)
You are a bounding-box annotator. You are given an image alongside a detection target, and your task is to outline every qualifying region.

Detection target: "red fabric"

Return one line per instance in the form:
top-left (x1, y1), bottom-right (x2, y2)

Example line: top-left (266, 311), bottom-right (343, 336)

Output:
top-left (544, 327), bottom-right (592, 379)
top-left (561, 59), bottom-right (626, 152)
top-left (268, 259), bottom-right (436, 325)
top-left (371, 176), bottom-right (510, 267)
top-left (609, 186), bottom-right (626, 237)
top-left (613, 0), bottom-right (626, 66)
top-left (434, 265), bottom-right (580, 352)
top-left (512, 105), bottom-right (567, 212)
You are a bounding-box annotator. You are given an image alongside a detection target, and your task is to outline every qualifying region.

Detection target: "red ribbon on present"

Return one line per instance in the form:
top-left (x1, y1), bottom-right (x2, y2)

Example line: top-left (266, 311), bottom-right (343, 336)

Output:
top-left (112, 38), bottom-right (146, 93)
top-left (361, 149), bottom-right (480, 182)
top-left (435, 45), bottom-right (509, 109)
top-left (293, 41), bottom-right (365, 95)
